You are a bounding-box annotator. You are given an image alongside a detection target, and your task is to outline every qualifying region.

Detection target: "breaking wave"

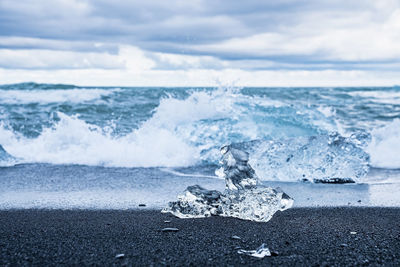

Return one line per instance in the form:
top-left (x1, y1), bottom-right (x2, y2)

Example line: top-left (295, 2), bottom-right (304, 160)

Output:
top-left (0, 85), bottom-right (399, 181)
top-left (0, 87), bottom-right (332, 168)
top-left (0, 112), bottom-right (198, 167)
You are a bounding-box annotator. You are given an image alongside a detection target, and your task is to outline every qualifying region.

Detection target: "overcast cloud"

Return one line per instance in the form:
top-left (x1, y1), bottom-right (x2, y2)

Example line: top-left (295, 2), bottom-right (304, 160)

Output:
top-left (0, 0), bottom-right (399, 86)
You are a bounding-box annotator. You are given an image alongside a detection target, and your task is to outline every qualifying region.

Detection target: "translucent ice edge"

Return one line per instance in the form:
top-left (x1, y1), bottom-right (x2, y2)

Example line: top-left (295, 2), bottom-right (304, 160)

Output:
top-left (238, 243), bottom-right (271, 258)
top-left (162, 145), bottom-right (294, 222)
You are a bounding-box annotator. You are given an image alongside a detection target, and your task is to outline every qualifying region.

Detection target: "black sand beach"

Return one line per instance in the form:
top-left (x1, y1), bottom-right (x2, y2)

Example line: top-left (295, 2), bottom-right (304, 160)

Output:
top-left (1, 208), bottom-right (399, 266)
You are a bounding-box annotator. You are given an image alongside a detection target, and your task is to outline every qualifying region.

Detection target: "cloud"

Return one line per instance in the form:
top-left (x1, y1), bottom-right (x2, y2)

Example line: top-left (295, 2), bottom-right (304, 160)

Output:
top-left (0, 48), bottom-right (124, 69)
top-left (191, 2), bottom-right (400, 63)
top-left (0, 0), bottom-right (400, 84)
top-left (1, 67), bottom-right (400, 87)
top-left (0, 37), bottom-right (119, 53)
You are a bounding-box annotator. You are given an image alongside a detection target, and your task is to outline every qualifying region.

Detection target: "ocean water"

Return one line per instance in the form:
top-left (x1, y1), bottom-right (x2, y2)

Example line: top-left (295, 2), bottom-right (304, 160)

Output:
top-left (1, 83), bottom-right (400, 209)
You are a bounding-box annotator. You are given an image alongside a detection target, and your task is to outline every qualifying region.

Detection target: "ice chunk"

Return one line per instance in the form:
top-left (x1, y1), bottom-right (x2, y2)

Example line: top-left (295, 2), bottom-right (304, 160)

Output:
top-left (216, 145), bottom-right (258, 190)
top-left (231, 133), bottom-right (369, 182)
top-left (162, 185), bottom-right (293, 222)
top-left (238, 243), bottom-right (271, 258)
top-left (220, 187), bottom-right (293, 222)
top-left (163, 145), bottom-right (293, 222)
top-left (162, 185), bottom-right (222, 218)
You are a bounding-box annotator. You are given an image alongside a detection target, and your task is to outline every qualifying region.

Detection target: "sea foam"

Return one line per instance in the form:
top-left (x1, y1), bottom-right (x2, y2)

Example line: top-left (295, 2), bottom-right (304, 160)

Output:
top-left (0, 112), bottom-right (198, 167)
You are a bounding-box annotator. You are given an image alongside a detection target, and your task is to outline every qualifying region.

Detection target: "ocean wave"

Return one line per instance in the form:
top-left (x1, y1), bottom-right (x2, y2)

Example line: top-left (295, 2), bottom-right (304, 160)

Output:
top-left (0, 86), bottom-right (399, 175)
top-left (348, 90), bottom-right (400, 105)
top-left (0, 88), bottom-right (119, 104)
top-left (0, 88), bottom-right (246, 167)
top-left (0, 87), bottom-right (320, 167)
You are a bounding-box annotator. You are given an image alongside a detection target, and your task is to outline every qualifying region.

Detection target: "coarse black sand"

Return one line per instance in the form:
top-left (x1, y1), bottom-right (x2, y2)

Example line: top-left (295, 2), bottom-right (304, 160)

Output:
top-left (1, 208), bottom-right (399, 266)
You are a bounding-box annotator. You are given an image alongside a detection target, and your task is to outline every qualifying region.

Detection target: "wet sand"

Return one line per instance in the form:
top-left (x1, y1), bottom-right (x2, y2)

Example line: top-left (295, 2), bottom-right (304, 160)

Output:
top-left (1, 208), bottom-right (399, 266)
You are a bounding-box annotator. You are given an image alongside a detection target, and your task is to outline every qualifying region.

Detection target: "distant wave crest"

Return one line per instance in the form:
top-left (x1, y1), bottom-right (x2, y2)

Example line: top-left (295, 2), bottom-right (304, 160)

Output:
top-left (0, 84), bottom-right (119, 104)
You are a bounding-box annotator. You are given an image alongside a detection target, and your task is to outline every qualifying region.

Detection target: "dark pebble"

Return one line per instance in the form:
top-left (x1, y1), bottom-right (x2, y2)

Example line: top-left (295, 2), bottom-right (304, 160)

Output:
top-left (271, 251), bottom-right (279, 256)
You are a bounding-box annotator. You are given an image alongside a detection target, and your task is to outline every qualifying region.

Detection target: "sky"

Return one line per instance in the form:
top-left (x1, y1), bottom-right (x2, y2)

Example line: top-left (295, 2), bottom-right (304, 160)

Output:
top-left (0, 0), bottom-right (400, 86)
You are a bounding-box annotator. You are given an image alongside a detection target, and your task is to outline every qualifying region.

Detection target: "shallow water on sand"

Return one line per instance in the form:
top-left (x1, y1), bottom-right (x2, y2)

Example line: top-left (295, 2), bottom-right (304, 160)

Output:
top-left (1, 164), bottom-right (399, 209)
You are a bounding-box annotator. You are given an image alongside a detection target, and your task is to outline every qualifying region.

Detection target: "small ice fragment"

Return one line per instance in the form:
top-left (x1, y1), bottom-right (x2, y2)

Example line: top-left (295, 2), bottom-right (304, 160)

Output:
top-left (231, 235), bottom-right (241, 240)
top-left (350, 231), bottom-right (357, 235)
top-left (115, 254), bottom-right (124, 259)
top-left (161, 227), bottom-right (179, 232)
top-left (238, 243), bottom-right (271, 258)
top-left (340, 243), bottom-right (348, 247)
top-left (164, 220), bottom-right (171, 223)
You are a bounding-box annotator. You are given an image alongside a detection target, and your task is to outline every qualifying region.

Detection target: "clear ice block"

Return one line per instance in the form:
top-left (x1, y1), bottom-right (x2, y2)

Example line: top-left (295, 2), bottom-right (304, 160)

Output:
top-left (162, 145), bottom-right (294, 222)
top-left (230, 133), bottom-right (369, 183)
